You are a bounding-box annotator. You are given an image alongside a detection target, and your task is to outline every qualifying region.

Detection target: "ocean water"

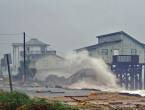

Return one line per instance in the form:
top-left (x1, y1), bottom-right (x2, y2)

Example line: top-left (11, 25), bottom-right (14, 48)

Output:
top-left (120, 90), bottom-right (145, 96)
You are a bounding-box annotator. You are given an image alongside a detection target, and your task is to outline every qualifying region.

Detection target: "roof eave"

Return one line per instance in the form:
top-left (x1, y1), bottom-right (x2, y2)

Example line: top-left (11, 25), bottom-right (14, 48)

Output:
top-left (74, 40), bottom-right (122, 51)
top-left (25, 44), bottom-right (50, 46)
top-left (32, 53), bottom-right (65, 61)
top-left (12, 44), bottom-right (50, 46)
top-left (96, 31), bottom-right (124, 38)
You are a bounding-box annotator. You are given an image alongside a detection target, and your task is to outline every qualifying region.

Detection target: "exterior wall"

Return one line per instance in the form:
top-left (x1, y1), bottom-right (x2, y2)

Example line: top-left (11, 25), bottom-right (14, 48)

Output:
top-left (88, 48), bottom-right (97, 57)
top-left (13, 46), bottom-right (20, 71)
top-left (76, 49), bottom-right (86, 54)
top-left (96, 35), bottom-right (144, 63)
top-left (119, 34), bottom-right (145, 63)
top-left (76, 33), bottom-right (145, 64)
top-left (13, 45), bottom-right (48, 71)
top-left (98, 34), bottom-right (123, 44)
top-left (19, 46), bottom-right (24, 62)
top-left (34, 54), bottom-right (65, 70)
top-left (96, 42), bottom-right (121, 63)
top-left (19, 45), bottom-right (46, 51)
top-left (29, 46), bottom-right (40, 51)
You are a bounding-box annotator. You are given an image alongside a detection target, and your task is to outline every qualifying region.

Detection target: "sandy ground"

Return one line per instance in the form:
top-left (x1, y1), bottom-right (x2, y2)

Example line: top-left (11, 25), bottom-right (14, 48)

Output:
top-left (36, 93), bottom-right (145, 109)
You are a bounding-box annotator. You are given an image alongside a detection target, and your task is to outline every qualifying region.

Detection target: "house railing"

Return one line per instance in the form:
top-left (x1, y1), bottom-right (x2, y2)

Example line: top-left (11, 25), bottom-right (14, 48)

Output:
top-left (113, 55), bottom-right (139, 64)
top-left (20, 51), bottom-right (56, 56)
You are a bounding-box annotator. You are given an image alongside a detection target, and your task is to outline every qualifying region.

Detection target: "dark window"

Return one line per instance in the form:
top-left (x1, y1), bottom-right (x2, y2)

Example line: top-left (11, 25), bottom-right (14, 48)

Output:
top-left (27, 47), bottom-right (30, 51)
top-left (41, 46), bottom-right (45, 53)
top-left (131, 49), bottom-right (137, 55)
top-left (102, 49), bottom-right (108, 55)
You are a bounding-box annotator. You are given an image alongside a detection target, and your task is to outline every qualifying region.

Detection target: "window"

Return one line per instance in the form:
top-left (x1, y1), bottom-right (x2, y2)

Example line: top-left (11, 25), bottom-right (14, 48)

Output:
top-left (41, 46), bottom-right (45, 53)
top-left (26, 47), bottom-right (30, 51)
top-left (102, 49), bottom-right (108, 55)
top-left (43, 60), bottom-right (48, 66)
top-left (131, 49), bottom-right (137, 55)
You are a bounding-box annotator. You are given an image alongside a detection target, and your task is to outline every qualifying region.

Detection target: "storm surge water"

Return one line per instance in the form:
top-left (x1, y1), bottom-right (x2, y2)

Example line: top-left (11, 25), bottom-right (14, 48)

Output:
top-left (65, 50), bottom-right (121, 91)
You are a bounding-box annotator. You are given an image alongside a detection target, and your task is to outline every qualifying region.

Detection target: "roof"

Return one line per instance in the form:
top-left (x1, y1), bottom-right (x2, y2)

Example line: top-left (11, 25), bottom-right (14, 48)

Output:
top-left (74, 40), bottom-right (122, 51)
top-left (30, 54), bottom-right (45, 61)
top-left (31, 53), bottom-right (65, 62)
top-left (12, 43), bottom-right (23, 46)
top-left (12, 38), bottom-right (49, 46)
top-left (97, 31), bottom-right (145, 47)
top-left (75, 31), bottom-right (145, 51)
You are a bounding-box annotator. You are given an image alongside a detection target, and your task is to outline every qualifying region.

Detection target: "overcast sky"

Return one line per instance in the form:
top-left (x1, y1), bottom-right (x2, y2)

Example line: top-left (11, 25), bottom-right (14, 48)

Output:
top-left (0, 0), bottom-right (145, 58)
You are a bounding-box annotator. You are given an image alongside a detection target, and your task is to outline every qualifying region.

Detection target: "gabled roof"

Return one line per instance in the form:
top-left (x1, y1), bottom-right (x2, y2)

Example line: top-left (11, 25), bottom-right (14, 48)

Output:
top-left (74, 40), bottom-right (121, 51)
top-left (75, 31), bottom-right (145, 51)
top-left (26, 38), bottom-right (49, 46)
top-left (12, 38), bottom-right (49, 46)
top-left (30, 54), bottom-right (45, 61)
top-left (97, 31), bottom-right (145, 48)
top-left (31, 53), bottom-right (65, 62)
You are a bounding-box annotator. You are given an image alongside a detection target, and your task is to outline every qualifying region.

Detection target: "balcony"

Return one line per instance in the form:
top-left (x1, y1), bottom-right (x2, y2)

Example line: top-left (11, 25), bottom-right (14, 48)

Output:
top-left (20, 51), bottom-right (56, 56)
top-left (113, 55), bottom-right (139, 64)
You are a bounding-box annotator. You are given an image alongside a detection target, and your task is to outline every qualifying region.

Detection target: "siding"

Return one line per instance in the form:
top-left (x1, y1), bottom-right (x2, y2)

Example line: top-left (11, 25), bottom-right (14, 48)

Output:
top-left (120, 34), bottom-right (144, 63)
top-left (13, 46), bottom-right (19, 71)
top-left (76, 33), bottom-right (145, 64)
top-left (88, 48), bottom-right (97, 57)
top-left (97, 34), bottom-right (144, 63)
top-left (96, 42), bottom-right (121, 63)
top-left (35, 54), bottom-right (65, 70)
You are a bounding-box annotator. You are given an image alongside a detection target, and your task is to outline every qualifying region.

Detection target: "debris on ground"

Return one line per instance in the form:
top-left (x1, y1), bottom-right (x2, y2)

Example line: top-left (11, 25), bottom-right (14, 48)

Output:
top-left (51, 92), bottom-right (145, 110)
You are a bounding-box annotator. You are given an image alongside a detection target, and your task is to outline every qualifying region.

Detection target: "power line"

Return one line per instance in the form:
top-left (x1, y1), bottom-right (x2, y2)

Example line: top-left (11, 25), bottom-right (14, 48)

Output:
top-left (0, 33), bottom-right (23, 35)
top-left (47, 47), bottom-right (67, 56)
top-left (0, 43), bottom-right (12, 44)
top-left (0, 32), bottom-right (23, 57)
top-left (0, 33), bottom-right (67, 57)
top-left (25, 34), bottom-right (31, 39)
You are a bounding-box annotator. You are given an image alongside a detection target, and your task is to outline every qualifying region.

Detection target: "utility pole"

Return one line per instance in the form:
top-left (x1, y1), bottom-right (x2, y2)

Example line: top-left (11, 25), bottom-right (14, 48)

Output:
top-left (23, 32), bottom-right (26, 84)
top-left (4, 54), bottom-right (12, 92)
top-left (6, 54), bottom-right (12, 92)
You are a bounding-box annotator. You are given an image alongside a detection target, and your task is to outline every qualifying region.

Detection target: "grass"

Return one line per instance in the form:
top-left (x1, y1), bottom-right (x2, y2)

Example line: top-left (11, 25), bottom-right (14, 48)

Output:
top-left (0, 89), bottom-right (78, 110)
top-left (0, 89), bottom-right (142, 110)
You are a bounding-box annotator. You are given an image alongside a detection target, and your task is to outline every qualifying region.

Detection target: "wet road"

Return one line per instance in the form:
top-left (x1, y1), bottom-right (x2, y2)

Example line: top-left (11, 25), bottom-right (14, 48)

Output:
top-left (0, 84), bottom-right (95, 96)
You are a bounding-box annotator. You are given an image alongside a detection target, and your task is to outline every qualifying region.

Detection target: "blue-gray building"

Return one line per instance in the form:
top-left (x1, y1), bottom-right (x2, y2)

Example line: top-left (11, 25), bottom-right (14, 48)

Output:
top-left (75, 31), bottom-right (145, 64)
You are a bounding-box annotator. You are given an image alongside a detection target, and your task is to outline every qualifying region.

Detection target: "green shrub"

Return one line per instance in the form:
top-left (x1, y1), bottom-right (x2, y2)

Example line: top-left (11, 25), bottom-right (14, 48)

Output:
top-left (0, 90), bottom-right (78, 110)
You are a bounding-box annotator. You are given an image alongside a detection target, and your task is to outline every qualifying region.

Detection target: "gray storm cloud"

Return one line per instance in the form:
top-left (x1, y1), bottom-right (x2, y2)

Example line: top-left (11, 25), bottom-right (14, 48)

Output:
top-left (0, 0), bottom-right (145, 59)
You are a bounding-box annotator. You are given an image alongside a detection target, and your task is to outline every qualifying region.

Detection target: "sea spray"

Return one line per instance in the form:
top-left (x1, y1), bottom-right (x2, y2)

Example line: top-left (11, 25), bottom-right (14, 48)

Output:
top-left (66, 50), bottom-right (121, 91)
top-left (35, 50), bottom-right (121, 91)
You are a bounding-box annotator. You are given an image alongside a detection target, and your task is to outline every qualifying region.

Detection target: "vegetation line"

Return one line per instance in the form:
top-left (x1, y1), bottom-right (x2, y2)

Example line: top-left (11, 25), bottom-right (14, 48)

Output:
top-left (0, 89), bottom-right (78, 110)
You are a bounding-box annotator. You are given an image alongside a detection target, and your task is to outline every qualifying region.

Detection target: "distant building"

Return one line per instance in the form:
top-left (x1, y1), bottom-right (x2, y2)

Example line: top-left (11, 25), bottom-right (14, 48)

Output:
top-left (75, 31), bottom-right (145, 64)
top-left (29, 53), bottom-right (65, 70)
top-left (12, 38), bottom-right (56, 71)
top-left (29, 53), bottom-right (69, 80)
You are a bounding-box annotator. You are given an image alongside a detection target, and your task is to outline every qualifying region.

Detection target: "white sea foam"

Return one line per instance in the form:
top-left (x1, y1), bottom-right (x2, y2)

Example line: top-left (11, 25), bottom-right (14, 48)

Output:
top-left (66, 50), bottom-right (121, 91)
